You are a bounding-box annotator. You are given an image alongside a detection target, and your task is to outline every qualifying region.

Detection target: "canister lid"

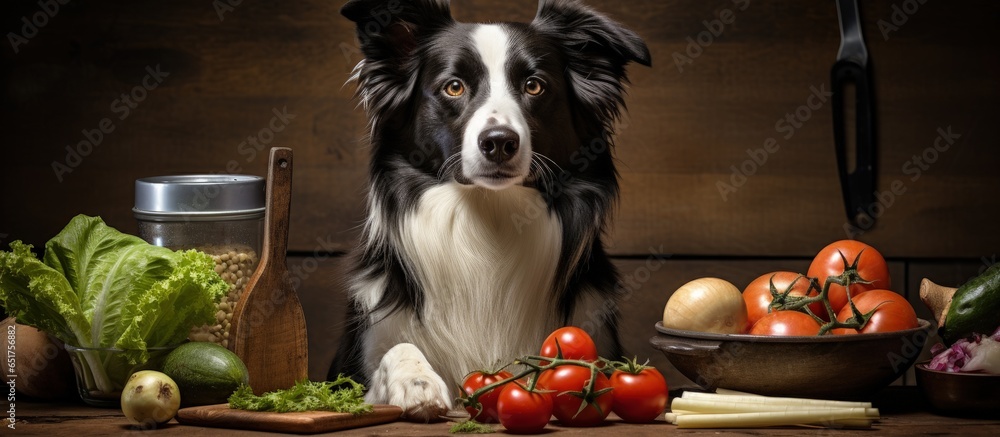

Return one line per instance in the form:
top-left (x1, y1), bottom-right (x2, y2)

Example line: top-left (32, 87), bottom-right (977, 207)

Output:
top-left (133, 175), bottom-right (265, 221)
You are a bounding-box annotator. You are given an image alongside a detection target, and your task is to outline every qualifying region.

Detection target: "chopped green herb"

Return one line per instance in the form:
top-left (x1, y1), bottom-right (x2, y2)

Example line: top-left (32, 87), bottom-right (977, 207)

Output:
top-left (450, 420), bottom-right (496, 434)
top-left (227, 375), bottom-right (373, 414)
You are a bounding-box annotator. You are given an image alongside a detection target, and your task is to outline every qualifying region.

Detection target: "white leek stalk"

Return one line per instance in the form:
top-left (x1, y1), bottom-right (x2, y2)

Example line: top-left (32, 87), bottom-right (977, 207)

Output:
top-left (682, 391), bottom-right (872, 408)
top-left (671, 398), bottom-right (879, 417)
top-left (667, 390), bottom-right (880, 429)
top-left (675, 410), bottom-right (874, 429)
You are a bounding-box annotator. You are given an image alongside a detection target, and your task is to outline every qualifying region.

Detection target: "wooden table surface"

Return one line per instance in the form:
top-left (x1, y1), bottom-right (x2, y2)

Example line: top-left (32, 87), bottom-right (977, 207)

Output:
top-left (7, 387), bottom-right (999, 436)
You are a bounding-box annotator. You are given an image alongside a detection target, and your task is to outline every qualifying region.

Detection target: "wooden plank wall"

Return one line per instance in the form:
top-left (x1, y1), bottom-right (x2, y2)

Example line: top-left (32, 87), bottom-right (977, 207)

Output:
top-left (2, 0), bottom-right (999, 257)
top-left (2, 1), bottom-right (999, 388)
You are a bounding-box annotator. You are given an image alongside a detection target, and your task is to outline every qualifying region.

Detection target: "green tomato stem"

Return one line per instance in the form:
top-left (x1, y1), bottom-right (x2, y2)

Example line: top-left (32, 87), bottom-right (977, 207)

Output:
top-left (459, 352), bottom-right (608, 417)
top-left (763, 250), bottom-right (877, 335)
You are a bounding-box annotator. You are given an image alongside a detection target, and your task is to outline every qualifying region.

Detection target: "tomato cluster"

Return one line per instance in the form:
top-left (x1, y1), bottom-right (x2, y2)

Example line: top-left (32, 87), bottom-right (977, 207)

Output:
top-left (741, 240), bottom-right (918, 336)
top-left (461, 327), bottom-right (669, 433)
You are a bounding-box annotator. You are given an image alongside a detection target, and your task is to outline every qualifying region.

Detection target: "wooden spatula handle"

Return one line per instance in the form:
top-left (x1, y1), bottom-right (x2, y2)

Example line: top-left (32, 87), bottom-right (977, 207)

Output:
top-left (229, 147), bottom-right (308, 394)
top-left (263, 147), bottom-right (292, 260)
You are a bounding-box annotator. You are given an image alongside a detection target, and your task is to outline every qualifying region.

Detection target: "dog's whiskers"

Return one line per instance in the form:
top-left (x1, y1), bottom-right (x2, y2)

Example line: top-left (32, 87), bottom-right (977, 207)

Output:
top-left (533, 152), bottom-right (563, 173)
top-left (529, 158), bottom-right (553, 185)
top-left (530, 152), bottom-right (563, 186)
top-left (437, 153), bottom-right (463, 180)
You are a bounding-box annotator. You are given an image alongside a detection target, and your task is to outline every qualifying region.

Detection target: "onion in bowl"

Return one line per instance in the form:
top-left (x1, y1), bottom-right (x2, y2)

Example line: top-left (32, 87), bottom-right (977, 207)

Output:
top-left (663, 277), bottom-right (749, 334)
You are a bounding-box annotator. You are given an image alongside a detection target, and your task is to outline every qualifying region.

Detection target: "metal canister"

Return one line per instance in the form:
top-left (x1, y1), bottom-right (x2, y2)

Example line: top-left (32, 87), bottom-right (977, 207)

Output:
top-left (133, 175), bottom-right (265, 346)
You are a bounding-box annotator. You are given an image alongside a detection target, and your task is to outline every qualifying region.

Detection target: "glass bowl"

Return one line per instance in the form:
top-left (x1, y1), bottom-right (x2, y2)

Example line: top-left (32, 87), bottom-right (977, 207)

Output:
top-left (63, 344), bottom-right (179, 407)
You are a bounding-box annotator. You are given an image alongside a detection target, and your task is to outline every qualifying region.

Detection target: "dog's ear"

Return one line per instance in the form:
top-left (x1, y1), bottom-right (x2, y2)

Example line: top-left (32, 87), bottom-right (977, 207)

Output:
top-left (533, 0), bottom-right (650, 67)
top-left (341, 0), bottom-right (453, 62)
top-left (533, 0), bottom-right (651, 124)
top-left (342, 1), bottom-right (453, 118)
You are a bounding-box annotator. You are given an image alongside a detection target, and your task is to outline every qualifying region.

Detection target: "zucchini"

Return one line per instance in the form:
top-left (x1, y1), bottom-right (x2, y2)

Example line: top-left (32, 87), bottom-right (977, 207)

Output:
top-left (161, 342), bottom-right (249, 406)
top-left (941, 263), bottom-right (1000, 344)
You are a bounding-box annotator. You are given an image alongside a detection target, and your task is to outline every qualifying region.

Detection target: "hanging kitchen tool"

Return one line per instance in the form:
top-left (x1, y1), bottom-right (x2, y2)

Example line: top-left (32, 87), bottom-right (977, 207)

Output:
top-left (230, 147), bottom-right (309, 394)
top-left (832, 0), bottom-right (877, 228)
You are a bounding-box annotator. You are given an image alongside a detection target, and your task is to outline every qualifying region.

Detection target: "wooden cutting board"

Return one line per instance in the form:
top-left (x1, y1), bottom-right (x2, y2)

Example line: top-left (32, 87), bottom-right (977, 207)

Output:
top-left (176, 404), bottom-right (403, 434)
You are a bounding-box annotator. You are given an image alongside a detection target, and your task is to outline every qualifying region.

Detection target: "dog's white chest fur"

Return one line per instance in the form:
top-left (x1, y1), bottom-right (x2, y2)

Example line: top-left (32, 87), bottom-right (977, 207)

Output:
top-left (360, 182), bottom-right (562, 393)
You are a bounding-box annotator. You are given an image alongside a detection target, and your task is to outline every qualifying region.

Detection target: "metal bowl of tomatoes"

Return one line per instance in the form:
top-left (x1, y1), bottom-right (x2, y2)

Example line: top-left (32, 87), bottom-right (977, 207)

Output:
top-left (650, 318), bottom-right (934, 400)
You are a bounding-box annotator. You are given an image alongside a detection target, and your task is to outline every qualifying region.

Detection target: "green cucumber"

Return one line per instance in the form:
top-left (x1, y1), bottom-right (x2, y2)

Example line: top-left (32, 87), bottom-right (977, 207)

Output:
top-left (941, 263), bottom-right (1000, 344)
top-left (161, 342), bottom-right (249, 407)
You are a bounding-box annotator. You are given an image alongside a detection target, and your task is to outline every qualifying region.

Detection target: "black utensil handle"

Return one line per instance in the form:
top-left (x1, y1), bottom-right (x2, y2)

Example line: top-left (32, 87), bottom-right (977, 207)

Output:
top-left (832, 59), bottom-right (876, 227)
top-left (836, 0), bottom-right (867, 63)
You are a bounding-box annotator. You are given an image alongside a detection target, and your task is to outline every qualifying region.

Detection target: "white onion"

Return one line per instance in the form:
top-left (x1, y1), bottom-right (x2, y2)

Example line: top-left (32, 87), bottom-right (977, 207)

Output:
top-left (121, 370), bottom-right (181, 426)
top-left (663, 278), bottom-right (749, 334)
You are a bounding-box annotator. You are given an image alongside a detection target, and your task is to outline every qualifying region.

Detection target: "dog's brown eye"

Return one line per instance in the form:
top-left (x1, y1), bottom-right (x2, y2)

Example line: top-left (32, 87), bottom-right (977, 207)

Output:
top-left (524, 77), bottom-right (545, 96)
top-left (444, 80), bottom-right (465, 97)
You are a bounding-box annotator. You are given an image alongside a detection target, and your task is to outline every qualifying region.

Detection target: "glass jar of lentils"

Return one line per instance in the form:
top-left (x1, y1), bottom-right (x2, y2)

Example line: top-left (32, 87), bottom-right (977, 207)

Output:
top-left (133, 175), bottom-right (265, 349)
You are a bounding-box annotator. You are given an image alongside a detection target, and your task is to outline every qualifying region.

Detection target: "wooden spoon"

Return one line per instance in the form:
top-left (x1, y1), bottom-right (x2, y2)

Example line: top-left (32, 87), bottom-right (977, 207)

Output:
top-left (230, 147), bottom-right (308, 394)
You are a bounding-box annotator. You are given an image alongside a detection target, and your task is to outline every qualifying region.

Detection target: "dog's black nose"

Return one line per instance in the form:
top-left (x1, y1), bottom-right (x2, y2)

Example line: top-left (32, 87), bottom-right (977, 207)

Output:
top-left (478, 127), bottom-right (520, 163)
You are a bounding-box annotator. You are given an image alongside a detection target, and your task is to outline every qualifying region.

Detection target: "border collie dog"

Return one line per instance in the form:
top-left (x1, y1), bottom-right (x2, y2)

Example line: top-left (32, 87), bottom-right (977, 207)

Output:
top-left (330, 0), bottom-right (650, 420)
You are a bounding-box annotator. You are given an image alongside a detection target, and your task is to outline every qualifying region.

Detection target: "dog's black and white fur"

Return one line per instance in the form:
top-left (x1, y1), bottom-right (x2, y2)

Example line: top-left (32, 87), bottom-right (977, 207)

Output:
top-left (329, 0), bottom-right (650, 420)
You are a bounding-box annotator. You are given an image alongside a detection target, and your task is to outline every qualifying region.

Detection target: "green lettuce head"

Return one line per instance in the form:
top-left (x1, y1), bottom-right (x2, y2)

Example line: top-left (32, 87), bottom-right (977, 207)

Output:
top-left (0, 215), bottom-right (228, 387)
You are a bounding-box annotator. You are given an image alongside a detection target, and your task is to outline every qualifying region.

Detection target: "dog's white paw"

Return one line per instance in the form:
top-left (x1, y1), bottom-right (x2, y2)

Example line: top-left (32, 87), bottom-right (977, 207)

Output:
top-left (366, 343), bottom-right (452, 422)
